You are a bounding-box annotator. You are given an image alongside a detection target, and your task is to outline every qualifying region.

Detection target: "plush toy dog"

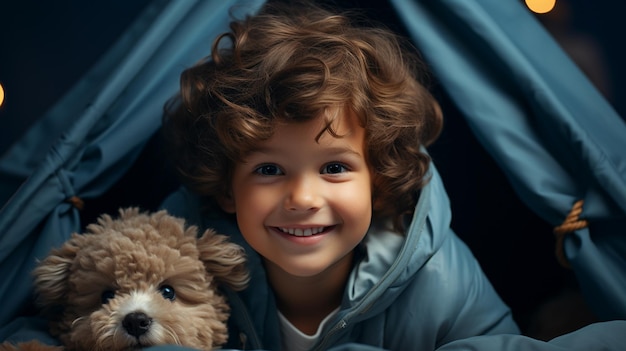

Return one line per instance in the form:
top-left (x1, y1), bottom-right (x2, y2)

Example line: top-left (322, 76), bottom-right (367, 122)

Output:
top-left (1, 208), bottom-right (248, 351)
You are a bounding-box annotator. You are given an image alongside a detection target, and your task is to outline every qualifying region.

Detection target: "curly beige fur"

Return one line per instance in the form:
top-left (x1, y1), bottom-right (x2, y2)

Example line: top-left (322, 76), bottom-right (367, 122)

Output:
top-left (5, 208), bottom-right (248, 351)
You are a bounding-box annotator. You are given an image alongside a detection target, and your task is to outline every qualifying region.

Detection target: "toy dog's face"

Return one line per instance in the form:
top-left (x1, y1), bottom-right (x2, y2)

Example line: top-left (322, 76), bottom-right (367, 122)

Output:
top-left (33, 209), bottom-right (248, 351)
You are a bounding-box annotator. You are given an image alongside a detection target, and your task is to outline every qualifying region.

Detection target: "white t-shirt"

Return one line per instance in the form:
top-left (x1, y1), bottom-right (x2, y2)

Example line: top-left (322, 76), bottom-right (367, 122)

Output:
top-left (278, 307), bottom-right (340, 351)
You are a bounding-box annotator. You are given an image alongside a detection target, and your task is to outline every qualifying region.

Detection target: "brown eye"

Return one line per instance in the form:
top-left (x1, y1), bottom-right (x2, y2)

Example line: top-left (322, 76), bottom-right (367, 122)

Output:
top-left (322, 163), bottom-right (348, 174)
top-left (255, 164), bottom-right (283, 176)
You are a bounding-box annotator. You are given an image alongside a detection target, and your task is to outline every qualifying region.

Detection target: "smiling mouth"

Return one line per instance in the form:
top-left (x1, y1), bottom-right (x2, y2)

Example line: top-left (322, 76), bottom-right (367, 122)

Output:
top-left (276, 226), bottom-right (332, 237)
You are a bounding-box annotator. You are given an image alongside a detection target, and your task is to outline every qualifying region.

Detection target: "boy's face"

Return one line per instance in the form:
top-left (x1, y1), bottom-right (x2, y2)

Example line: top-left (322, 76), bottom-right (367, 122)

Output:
top-left (221, 110), bottom-right (372, 279)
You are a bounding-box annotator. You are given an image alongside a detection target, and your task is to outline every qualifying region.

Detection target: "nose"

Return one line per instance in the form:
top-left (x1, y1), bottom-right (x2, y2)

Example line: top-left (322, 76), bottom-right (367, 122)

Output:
top-left (123, 311), bottom-right (152, 337)
top-left (284, 175), bottom-right (323, 211)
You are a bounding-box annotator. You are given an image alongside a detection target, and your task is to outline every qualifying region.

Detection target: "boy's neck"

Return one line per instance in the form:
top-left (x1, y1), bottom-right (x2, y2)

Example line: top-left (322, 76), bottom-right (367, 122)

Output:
top-left (265, 251), bottom-right (353, 335)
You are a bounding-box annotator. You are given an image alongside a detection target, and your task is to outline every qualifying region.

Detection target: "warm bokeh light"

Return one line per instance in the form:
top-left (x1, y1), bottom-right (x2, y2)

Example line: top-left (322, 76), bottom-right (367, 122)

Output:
top-left (0, 83), bottom-right (4, 107)
top-left (525, 0), bottom-right (556, 14)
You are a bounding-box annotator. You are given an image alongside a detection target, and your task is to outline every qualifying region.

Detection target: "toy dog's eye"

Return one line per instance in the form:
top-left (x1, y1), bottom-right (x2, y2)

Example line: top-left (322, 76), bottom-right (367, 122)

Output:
top-left (101, 290), bottom-right (115, 304)
top-left (159, 285), bottom-right (176, 301)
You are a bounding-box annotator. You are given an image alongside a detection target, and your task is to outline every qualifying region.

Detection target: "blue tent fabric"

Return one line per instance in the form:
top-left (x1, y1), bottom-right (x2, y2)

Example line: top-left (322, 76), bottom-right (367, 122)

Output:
top-left (1, 0), bottom-right (625, 349)
top-left (0, 0), bottom-right (265, 327)
top-left (390, 0), bottom-right (626, 321)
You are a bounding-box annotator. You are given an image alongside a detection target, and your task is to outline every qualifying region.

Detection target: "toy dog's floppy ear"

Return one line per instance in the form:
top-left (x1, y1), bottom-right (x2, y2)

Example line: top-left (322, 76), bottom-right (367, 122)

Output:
top-left (196, 228), bottom-right (249, 291)
top-left (32, 234), bottom-right (81, 309)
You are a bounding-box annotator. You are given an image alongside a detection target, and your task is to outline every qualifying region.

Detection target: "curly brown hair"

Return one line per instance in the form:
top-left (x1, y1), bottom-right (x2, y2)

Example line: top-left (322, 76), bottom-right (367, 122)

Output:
top-left (163, 1), bottom-right (443, 232)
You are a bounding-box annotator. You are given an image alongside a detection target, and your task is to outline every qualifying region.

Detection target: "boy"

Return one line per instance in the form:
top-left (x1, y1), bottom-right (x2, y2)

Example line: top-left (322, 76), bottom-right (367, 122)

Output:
top-left (161, 2), bottom-right (518, 350)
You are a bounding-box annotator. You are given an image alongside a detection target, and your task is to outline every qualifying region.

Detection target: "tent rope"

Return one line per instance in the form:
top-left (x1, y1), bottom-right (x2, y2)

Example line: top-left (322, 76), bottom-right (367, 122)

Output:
top-left (553, 200), bottom-right (588, 269)
top-left (66, 196), bottom-right (85, 211)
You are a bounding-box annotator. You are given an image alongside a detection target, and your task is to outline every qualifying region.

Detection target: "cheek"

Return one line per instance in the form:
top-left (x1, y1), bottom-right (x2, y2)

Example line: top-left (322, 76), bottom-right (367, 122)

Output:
top-left (347, 173), bottom-right (373, 203)
top-left (233, 187), bottom-right (273, 234)
top-left (348, 198), bottom-right (372, 228)
top-left (233, 181), bottom-right (280, 213)
top-left (333, 179), bottom-right (373, 222)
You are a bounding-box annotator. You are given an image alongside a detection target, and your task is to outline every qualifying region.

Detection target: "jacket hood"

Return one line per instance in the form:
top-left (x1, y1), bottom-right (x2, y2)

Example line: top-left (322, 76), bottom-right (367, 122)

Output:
top-left (340, 165), bottom-right (452, 317)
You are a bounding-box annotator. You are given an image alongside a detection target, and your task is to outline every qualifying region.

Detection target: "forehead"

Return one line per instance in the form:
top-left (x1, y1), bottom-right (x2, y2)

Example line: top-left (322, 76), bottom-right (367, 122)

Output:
top-left (270, 108), bottom-right (364, 146)
top-left (233, 108), bottom-right (370, 170)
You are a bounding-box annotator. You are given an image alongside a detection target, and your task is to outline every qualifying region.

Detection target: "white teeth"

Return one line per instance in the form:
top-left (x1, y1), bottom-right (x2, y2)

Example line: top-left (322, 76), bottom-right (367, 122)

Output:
top-left (279, 227), bottom-right (325, 236)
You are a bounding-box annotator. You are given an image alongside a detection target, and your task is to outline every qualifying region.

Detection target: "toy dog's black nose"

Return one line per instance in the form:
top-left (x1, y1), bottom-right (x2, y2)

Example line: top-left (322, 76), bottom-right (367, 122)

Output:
top-left (122, 311), bottom-right (152, 337)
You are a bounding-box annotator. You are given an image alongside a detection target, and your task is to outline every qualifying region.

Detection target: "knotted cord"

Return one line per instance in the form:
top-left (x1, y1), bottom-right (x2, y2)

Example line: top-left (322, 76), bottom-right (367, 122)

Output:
top-left (553, 200), bottom-right (588, 269)
top-left (66, 196), bottom-right (85, 211)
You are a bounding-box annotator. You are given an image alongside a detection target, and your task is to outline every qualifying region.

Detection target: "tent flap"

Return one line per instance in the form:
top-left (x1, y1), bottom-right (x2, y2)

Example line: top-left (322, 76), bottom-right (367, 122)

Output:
top-left (0, 0), bottom-right (265, 327)
top-left (390, 0), bottom-right (626, 320)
